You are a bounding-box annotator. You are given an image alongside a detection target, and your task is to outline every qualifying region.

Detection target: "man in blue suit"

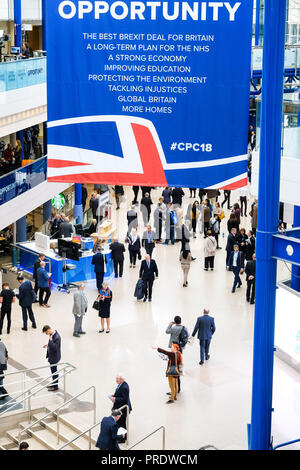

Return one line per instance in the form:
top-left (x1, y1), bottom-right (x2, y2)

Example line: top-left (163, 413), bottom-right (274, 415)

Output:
top-left (92, 252), bottom-right (106, 292)
top-left (191, 309), bottom-right (216, 365)
top-left (109, 374), bottom-right (132, 438)
top-left (17, 276), bottom-right (36, 331)
top-left (96, 410), bottom-right (125, 450)
top-left (228, 244), bottom-right (245, 293)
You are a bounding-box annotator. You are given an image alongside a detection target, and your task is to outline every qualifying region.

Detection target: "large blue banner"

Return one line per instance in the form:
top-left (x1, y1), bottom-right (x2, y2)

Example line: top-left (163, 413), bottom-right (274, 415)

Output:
top-left (46, 0), bottom-right (253, 189)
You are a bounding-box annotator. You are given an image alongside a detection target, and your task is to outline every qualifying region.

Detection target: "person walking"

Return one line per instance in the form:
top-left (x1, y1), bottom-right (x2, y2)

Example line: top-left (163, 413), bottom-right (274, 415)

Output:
top-left (140, 192), bottom-right (153, 226)
top-left (153, 200), bottom-right (164, 243)
top-left (179, 249), bottom-right (192, 287)
top-left (163, 203), bottom-right (177, 245)
top-left (92, 251), bottom-right (106, 292)
top-left (72, 284), bottom-right (88, 337)
top-left (0, 283), bottom-right (15, 335)
top-left (127, 228), bottom-right (141, 268)
top-left (190, 201), bottom-right (200, 238)
top-left (189, 188), bottom-right (196, 198)
top-left (109, 374), bottom-right (132, 437)
top-left (162, 187), bottom-right (172, 205)
top-left (132, 186), bottom-right (139, 205)
top-left (172, 187), bottom-right (185, 207)
top-left (97, 282), bottom-right (112, 333)
top-left (139, 254), bottom-right (158, 302)
top-left (228, 244), bottom-right (245, 293)
top-left (142, 225), bottom-right (156, 258)
top-left (17, 276), bottom-right (37, 331)
top-left (126, 206), bottom-right (138, 233)
top-left (37, 261), bottom-right (51, 307)
top-left (42, 325), bottom-right (61, 392)
top-left (204, 230), bottom-right (217, 271)
top-left (0, 338), bottom-right (8, 400)
top-left (221, 189), bottom-right (231, 209)
top-left (33, 253), bottom-right (46, 298)
top-left (245, 254), bottom-right (256, 304)
top-left (109, 239), bottom-right (125, 278)
top-left (226, 228), bottom-right (238, 267)
top-left (210, 214), bottom-right (221, 249)
top-left (191, 308), bottom-right (216, 365)
top-left (239, 186), bottom-right (248, 217)
top-left (96, 411), bottom-right (124, 451)
top-left (152, 343), bottom-right (183, 403)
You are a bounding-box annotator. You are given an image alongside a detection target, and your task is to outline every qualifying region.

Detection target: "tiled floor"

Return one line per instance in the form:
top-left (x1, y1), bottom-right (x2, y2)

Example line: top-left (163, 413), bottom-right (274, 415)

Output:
top-left (1, 187), bottom-right (300, 450)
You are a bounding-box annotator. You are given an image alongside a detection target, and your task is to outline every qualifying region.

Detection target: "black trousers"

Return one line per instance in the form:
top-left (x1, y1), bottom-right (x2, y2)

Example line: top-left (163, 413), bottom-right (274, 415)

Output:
top-left (129, 250), bottom-right (138, 266)
top-left (221, 193), bottom-right (231, 209)
top-left (113, 260), bottom-right (124, 278)
top-left (39, 287), bottom-right (51, 305)
top-left (144, 279), bottom-right (154, 300)
top-left (240, 196), bottom-right (247, 216)
top-left (34, 279), bottom-right (39, 296)
top-left (50, 365), bottom-right (59, 387)
top-left (246, 279), bottom-right (255, 302)
top-left (21, 306), bottom-right (36, 329)
top-left (96, 272), bottom-right (104, 292)
top-left (192, 218), bottom-right (197, 234)
top-left (145, 243), bottom-right (155, 258)
top-left (0, 309), bottom-right (11, 333)
top-left (204, 256), bottom-right (215, 269)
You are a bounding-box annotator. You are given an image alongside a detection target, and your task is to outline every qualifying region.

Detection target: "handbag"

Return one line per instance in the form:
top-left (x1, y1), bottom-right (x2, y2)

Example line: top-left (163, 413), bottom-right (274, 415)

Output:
top-left (166, 351), bottom-right (181, 377)
top-left (92, 299), bottom-right (100, 311)
top-left (219, 210), bottom-right (225, 220)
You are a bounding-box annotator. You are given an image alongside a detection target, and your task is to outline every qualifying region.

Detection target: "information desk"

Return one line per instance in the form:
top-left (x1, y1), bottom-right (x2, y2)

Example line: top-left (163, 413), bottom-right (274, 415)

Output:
top-left (16, 240), bottom-right (113, 286)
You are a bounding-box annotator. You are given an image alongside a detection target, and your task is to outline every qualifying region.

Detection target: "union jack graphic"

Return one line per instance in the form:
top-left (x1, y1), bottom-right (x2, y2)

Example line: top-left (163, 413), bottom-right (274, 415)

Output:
top-left (47, 115), bottom-right (247, 189)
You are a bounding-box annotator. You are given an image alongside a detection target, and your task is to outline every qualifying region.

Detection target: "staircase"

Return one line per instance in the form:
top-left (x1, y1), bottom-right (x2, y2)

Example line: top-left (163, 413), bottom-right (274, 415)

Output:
top-left (0, 407), bottom-right (98, 450)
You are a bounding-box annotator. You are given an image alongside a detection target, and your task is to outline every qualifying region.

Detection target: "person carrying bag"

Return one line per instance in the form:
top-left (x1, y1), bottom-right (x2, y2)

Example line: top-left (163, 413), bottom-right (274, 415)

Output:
top-left (153, 343), bottom-right (183, 404)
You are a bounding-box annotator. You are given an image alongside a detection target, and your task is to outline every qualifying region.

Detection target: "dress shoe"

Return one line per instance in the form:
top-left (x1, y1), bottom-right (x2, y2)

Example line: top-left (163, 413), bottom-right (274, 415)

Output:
top-left (79, 331), bottom-right (86, 334)
top-left (22, 327), bottom-right (28, 331)
top-left (32, 324), bottom-right (37, 329)
top-left (206, 355), bottom-right (210, 360)
top-left (232, 288), bottom-right (235, 293)
top-left (73, 333), bottom-right (80, 338)
top-left (148, 298), bottom-right (152, 302)
top-left (143, 298), bottom-right (147, 302)
top-left (246, 298), bottom-right (250, 302)
top-left (48, 386), bottom-right (58, 392)
top-left (199, 361), bottom-right (204, 365)
top-left (237, 283), bottom-right (242, 288)
top-left (99, 330), bottom-right (104, 333)
top-left (166, 400), bottom-right (174, 404)
top-left (192, 257), bottom-right (196, 261)
top-left (250, 301), bottom-right (255, 305)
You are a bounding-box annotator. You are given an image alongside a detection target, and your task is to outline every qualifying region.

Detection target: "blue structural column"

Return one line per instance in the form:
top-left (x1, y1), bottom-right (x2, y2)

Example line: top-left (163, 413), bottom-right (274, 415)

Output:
top-left (249, 0), bottom-right (286, 451)
top-left (14, 0), bottom-right (22, 49)
top-left (42, 0), bottom-right (47, 155)
top-left (291, 206), bottom-right (300, 291)
top-left (16, 216), bottom-right (27, 243)
top-left (255, 0), bottom-right (261, 46)
top-left (74, 184), bottom-right (83, 225)
top-left (43, 200), bottom-right (52, 225)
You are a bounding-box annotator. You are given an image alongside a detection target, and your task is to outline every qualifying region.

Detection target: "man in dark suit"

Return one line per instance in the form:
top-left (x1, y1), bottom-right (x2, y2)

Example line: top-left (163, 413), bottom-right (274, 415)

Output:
top-left (127, 206), bottom-right (138, 233)
top-left (142, 225), bottom-right (156, 258)
top-left (228, 244), bottom-right (245, 293)
top-left (33, 253), bottom-right (46, 297)
top-left (59, 217), bottom-right (73, 238)
top-left (17, 276), bottom-right (36, 331)
top-left (226, 228), bottom-right (238, 267)
top-left (139, 254), bottom-right (158, 302)
top-left (191, 308), bottom-right (216, 365)
top-left (92, 252), bottom-right (106, 292)
top-left (140, 192), bottom-right (153, 226)
top-left (42, 325), bottom-right (61, 392)
top-left (245, 253), bottom-right (256, 304)
top-left (81, 185), bottom-right (88, 212)
top-left (172, 187), bottom-right (185, 207)
top-left (132, 186), bottom-right (139, 205)
top-left (109, 239), bottom-right (125, 278)
top-left (109, 374), bottom-right (132, 434)
top-left (96, 410), bottom-right (124, 450)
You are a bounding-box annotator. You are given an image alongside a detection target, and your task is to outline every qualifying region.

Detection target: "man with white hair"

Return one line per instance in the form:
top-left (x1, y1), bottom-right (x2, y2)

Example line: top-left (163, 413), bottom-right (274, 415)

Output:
top-left (191, 308), bottom-right (216, 365)
top-left (59, 216), bottom-right (73, 238)
top-left (109, 373), bottom-right (132, 438)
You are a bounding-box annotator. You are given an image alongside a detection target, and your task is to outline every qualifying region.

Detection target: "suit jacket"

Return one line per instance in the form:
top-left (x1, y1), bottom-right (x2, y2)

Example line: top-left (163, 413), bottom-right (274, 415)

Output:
top-left (109, 242), bottom-right (125, 261)
top-left (228, 251), bottom-right (245, 269)
top-left (112, 381), bottom-right (132, 414)
top-left (37, 267), bottom-right (50, 288)
top-left (92, 252), bottom-right (105, 273)
top-left (33, 258), bottom-right (41, 281)
top-left (226, 233), bottom-right (237, 253)
top-left (59, 222), bottom-right (73, 238)
top-left (18, 280), bottom-right (35, 307)
top-left (172, 187), bottom-right (184, 205)
top-left (72, 290), bottom-right (88, 316)
top-left (139, 259), bottom-right (158, 281)
top-left (142, 230), bottom-right (156, 248)
top-left (245, 260), bottom-right (256, 280)
top-left (192, 315), bottom-right (216, 340)
top-left (46, 331), bottom-right (61, 365)
top-left (96, 416), bottom-right (122, 450)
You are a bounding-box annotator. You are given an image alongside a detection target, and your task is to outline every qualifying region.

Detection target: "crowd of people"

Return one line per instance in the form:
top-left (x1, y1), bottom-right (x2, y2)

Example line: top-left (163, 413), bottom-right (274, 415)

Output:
top-left (0, 183), bottom-right (261, 450)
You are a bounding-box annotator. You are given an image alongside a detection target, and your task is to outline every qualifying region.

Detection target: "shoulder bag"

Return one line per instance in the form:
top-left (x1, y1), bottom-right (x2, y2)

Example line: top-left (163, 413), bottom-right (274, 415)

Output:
top-left (166, 351), bottom-right (181, 377)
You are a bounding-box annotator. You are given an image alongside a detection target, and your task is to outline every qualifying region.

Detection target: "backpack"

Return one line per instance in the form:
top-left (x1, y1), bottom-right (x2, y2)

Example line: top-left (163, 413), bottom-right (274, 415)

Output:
top-left (170, 211), bottom-right (178, 225)
top-left (178, 326), bottom-right (189, 349)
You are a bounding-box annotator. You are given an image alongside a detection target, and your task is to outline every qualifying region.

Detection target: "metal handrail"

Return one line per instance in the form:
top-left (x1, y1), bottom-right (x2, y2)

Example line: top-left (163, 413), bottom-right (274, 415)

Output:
top-left (0, 363), bottom-right (76, 415)
top-left (18, 385), bottom-right (96, 446)
top-left (273, 438), bottom-right (300, 450)
top-left (2, 362), bottom-right (74, 378)
top-left (58, 404), bottom-right (129, 451)
top-left (127, 426), bottom-right (166, 450)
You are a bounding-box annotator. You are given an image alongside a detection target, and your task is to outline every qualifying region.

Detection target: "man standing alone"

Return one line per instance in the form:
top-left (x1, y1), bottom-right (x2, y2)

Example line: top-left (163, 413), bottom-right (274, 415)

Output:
top-left (191, 309), bottom-right (216, 365)
top-left (139, 254), bottom-right (158, 302)
top-left (42, 325), bottom-right (61, 391)
top-left (72, 284), bottom-right (88, 337)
